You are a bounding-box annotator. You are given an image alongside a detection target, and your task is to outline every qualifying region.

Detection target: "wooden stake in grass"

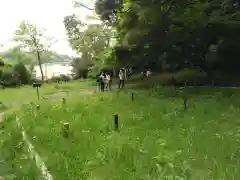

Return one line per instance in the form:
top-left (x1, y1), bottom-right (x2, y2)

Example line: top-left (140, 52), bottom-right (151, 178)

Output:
top-left (114, 114), bottom-right (119, 131)
top-left (62, 122), bottom-right (69, 138)
top-left (194, 79), bottom-right (197, 87)
top-left (36, 105), bottom-right (40, 111)
top-left (131, 93), bottom-right (134, 102)
top-left (62, 97), bottom-right (66, 104)
top-left (183, 95), bottom-right (188, 110)
top-left (184, 80), bottom-right (187, 88)
top-left (211, 79), bottom-right (214, 87)
top-left (172, 76), bottom-right (176, 89)
top-left (32, 83), bottom-right (42, 100)
top-left (152, 84), bottom-right (156, 93)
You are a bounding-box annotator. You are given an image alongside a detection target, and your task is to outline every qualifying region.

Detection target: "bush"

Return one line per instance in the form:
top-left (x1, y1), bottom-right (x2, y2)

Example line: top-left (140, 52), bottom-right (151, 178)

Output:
top-left (76, 68), bottom-right (88, 79)
top-left (13, 62), bottom-right (30, 84)
top-left (0, 69), bottom-right (19, 87)
top-left (173, 68), bottom-right (207, 86)
top-left (88, 66), bottom-right (101, 79)
top-left (88, 65), bottom-right (115, 79)
top-left (60, 74), bottom-right (71, 82)
top-left (49, 74), bottom-right (71, 83)
top-left (0, 62), bottom-right (30, 87)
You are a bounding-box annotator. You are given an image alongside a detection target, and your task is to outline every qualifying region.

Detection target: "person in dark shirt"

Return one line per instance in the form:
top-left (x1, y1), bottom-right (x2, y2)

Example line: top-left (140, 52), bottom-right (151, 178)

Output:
top-left (99, 72), bottom-right (105, 92)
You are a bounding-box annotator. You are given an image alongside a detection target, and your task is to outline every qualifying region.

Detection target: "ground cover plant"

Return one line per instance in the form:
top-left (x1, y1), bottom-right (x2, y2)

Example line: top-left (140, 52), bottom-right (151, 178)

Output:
top-left (0, 113), bottom-right (41, 179)
top-left (0, 80), bottom-right (94, 179)
top-left (0, 80), bottom-right (94, 111)
top-left (8, 87), bottom-right (240, 180)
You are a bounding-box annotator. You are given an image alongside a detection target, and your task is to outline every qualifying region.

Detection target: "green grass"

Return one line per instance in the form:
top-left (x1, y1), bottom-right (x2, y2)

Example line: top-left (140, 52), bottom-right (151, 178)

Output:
top-left (0, 80), bottom-right (94, 179)
top-left (4, 86), bottom-right (239, 179)
top-left (0, 114), bottom-right (41, 179)
top-left (0, 80), bottom-right (94, 111)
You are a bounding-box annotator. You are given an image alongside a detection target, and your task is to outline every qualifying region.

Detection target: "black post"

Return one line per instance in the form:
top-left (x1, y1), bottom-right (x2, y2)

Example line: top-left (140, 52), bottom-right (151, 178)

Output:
top-left (36, 87), bottom-right (40, 100)
top-left (184, 80), bottom-right (187, 88)
top-left (62, 97), bottom-right (66, 104)
top-left (211, 79), bottom-right (214, 87)
top-left (36, 104), bottom-right (40, 111)
top-left (172, 76), bottom-right (176, 90)
top-left (63, 122), bottom-right (69, 138)
top-left (32, 82), bottom-right (41, 100)
top-left (131, 93), bottom-right (134, 102)
top-left (114, 114), bottom-right (119, 131)
top-left (183, 96), bottom-right (187, 110)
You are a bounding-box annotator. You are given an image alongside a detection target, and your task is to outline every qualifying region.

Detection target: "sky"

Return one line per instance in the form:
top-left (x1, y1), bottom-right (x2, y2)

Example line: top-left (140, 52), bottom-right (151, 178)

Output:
top-left (0, 0), bottom-right (99, 56)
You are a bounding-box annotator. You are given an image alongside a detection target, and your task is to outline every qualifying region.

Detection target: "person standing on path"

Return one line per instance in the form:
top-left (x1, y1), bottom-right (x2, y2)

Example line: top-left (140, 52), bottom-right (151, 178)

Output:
top-left (124, 67), bottom-right (128, 80)
top-left (146, 68), bottom-right (152, 80)
top-left (99, 72), bottom-right (105, 92)
top-left (105, 73), bottom-right (112, 91)
top-left (118, 69), bottom-right (125, 89)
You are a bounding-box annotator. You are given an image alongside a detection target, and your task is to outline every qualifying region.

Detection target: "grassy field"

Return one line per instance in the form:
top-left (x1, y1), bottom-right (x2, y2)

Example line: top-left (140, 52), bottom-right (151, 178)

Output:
top-left (0, 80), bottom-right (95, 113)
top-left (1, 81), bottom-right (240, 179)
top-left (0, 80), bottom-right (94, 179)
top-left (0, 113), bottom-right (41, 179)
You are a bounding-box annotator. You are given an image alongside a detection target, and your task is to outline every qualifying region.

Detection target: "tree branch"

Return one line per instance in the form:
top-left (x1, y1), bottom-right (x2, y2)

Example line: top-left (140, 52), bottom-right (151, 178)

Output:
top-left (74, 1), bottom-right (94, 11)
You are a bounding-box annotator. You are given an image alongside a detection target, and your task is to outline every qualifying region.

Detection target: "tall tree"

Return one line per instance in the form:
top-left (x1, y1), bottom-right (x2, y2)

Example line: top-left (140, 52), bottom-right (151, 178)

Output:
top-left (64, 15), bottom-right (112, 66)
top-left (93, 0), bottom-right (240, 73)
top-left (13, 21), bottom-right (55, 81)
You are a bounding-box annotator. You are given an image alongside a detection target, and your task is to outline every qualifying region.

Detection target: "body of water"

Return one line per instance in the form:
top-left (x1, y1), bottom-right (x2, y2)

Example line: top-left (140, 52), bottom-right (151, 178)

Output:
top-left (33, 63), bottom-right (73, 79)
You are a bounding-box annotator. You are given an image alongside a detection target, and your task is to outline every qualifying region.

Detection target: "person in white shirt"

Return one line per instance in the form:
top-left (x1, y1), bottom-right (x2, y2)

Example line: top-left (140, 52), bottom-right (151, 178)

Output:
top-left (146, 69), bottom-right (152, 80)
top-left (118, 69), bottom-right (125, 89)
top-left (124, 68), bottom-right (128, 80)
top-left (105, 73), bottom-right (112, 91)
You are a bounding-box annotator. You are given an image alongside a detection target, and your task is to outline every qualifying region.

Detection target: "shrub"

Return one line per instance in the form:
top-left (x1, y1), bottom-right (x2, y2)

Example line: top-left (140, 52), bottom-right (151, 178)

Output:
top-left (13, 62), bottom-right (31, 84)
top-left (59, 74), bottom-right (71, 82)
top-left (49, 74), bottom-right (71, 83)
top-left (0, 69), bottom-right (19, 87)
top-left (0, 62), bottom-right (30, 87)
top-left (76, 68), bottom-right (88, 79)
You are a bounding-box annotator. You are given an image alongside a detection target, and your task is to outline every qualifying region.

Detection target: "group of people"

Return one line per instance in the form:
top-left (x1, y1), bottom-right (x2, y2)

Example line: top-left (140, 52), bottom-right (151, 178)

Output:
top-left (140, 68), bottom-right (152, 80)
top-left (97, 72), bottom-right (112, 92)
top-left (97, 67), bottom-right (132, 92)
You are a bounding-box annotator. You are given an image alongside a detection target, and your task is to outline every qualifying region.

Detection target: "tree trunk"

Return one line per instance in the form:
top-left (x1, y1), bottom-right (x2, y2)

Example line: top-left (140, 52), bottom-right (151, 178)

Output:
top-left (32, 37), bottom-right (44, 81)
top-left (36, 50), bottom-right (44, 81)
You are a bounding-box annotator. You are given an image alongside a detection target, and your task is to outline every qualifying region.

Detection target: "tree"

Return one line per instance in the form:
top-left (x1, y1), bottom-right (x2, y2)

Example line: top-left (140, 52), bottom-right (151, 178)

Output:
top-left (0, 46), bottom-right (34, 65)
top-left (64, 15), bottom-right (113, 74)
top-left (92, 0), bottom-right (240, 75)
top-left (0, 57), bottom-right (4, 66)
top-left (73, 0), bottom-right (122, 24)
top-left (12, 62), bottom-right (30, 84)
top-left (13, 21), bottom-right (55, 81)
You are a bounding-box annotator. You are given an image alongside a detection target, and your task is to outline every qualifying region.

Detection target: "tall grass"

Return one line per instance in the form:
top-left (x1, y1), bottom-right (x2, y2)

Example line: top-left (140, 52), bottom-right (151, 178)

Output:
top-left (0, 114), bottom-right (41, 179)
top-left (6, 87), bottom-right (240, 179)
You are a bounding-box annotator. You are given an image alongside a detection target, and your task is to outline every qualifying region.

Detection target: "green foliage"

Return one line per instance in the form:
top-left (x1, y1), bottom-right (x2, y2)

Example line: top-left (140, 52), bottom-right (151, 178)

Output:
top-left (0, 62), bottom-right (30, 87)
top-left (0, 47), bottom-right (34, 65)
top-left (0, 114), bottom-right (41, 178)
top-left (93, 0), bottom-right (240, 75)
top-left (13, 21), bottom-right (55, 81)
top-left (49, 74), bottom-right (71, 83)
top-left (0, 47), bottom-right (72, 66)
top-left (8, 88), bottom-right (240, 179)
top-left (13, 62), bottom-right (31, 84)
top-left (64, 14), bottom-right (114, 77)
top-left (0, 56), bottom-right (5, 66)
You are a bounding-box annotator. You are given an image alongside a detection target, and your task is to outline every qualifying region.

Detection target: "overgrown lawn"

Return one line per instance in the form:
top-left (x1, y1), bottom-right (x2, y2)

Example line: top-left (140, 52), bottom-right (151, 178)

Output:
top-left (8, 87), bottom-right (240, 179)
